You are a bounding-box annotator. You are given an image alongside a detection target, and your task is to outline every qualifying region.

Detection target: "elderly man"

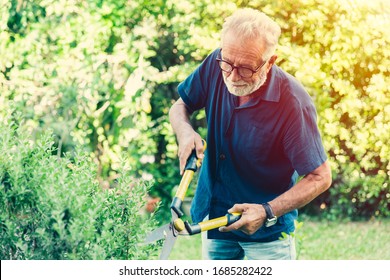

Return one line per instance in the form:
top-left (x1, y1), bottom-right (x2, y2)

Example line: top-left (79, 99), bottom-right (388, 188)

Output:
top-left (169, 8), bottom-right (332, 260)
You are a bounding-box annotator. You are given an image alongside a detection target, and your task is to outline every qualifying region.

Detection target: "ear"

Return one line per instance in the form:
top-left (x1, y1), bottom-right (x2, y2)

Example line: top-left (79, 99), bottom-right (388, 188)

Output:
top-left (266, 55), bottom-right (278, 71)
top-left (269, 55), bottom-right (278, 65)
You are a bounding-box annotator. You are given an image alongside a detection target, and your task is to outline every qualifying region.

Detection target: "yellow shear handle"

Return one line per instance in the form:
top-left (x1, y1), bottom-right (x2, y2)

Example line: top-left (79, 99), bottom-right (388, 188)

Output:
top-left (171, 140), bottom-right (207, 217)
top-left (175, 170), bottom-right (194, 201)
top-left (185, 212), bottom-right (241, 235)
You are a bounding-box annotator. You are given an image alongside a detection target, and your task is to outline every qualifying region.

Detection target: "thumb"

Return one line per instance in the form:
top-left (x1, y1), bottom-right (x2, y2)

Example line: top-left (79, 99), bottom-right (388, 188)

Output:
top-left (219, 204), bottom-right (246, 233)
top-left (195, 138), bottom-right (205, 160)
top-left (227, 204), bottom-right (247, 215)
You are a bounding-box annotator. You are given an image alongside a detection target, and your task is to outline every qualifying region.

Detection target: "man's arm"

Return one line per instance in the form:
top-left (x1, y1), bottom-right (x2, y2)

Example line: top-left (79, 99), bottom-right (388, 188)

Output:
top-left (220, 160), bottom-right (332, 235)
top-left (269, 160), bottom-right (332, 216)
top-left (169, 98), bottom-right (204, 175)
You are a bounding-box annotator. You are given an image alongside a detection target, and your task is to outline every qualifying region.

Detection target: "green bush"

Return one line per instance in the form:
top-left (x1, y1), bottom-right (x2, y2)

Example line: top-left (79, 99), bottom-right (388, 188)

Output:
top-left (0, 112), bottom-right (158, 260)
top-left (1, 0), bottom-right (388, 220)
top-left (252, 0), bottom-right (390, 218)
top-left (147, 0), bottom-right (390, 219)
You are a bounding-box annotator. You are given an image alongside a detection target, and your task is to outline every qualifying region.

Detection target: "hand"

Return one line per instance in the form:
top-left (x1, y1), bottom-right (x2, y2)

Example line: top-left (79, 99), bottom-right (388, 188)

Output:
top-left (219, 203), bottom-right (266, 235)
top-left (177, 132), bottom-right (204, 175)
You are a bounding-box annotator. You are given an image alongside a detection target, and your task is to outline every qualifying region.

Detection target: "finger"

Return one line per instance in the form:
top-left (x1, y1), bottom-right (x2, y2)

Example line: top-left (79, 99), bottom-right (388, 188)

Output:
top-left (194, 137), bottom-right (205, 159)
top-left (178, 148), bottom-right (192, 175)
top-left (227, 204), bottom-right (248, 214)
top-left (219, 226), bottom-right (227, 232)
top-left (219, 218), bottom-right (245, 232)
top-left (179, 157), bottom-right (185, 175)
top-left (219, 204), bottom-right (247, 232)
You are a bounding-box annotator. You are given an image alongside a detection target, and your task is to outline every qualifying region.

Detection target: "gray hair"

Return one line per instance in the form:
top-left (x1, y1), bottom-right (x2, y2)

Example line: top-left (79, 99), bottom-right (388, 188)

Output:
top-left (221, 8), bottom-right (281, 59)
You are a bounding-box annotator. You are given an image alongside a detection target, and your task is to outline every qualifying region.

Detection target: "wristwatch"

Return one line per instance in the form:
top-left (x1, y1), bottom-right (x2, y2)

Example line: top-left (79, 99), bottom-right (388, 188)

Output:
top-left (261, 202), bottom-right (277, 227)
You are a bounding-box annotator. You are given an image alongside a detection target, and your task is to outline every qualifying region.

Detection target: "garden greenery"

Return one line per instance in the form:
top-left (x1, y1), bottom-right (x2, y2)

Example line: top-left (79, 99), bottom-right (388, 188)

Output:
top-left (0, 111), bottom-right (158, 259)
top-left (0, 0), bottom-right (389, 236)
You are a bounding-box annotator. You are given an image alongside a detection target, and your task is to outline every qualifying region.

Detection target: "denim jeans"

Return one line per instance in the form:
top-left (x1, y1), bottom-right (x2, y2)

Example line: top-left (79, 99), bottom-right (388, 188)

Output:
top-left (202, 231), bottom-right (296, 260)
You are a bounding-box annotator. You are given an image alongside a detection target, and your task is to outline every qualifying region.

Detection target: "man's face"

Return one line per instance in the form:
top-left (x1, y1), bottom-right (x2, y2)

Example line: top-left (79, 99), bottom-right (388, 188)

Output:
top-left (221, 32), bottom-right (270, 97)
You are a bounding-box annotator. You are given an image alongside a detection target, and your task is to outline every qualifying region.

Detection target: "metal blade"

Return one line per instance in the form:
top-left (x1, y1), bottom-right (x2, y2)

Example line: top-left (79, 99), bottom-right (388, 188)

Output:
top-left (159, 223), bottom-right (178, 260)
top-left (144, 223), bottom-right (171, 244)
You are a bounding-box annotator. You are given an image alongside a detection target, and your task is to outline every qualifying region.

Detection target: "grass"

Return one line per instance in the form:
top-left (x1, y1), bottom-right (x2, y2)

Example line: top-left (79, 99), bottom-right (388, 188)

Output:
top-left (167, 218), bottom-right (390, 260)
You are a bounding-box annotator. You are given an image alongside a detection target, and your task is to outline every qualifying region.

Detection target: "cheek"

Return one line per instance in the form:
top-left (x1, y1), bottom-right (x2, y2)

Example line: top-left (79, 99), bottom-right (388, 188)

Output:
top-left (253, 70), bottom-right (266, 83)
top-left (243, 77), bottom-right (256, 85)
top-left (222, 72), bottom-right (228, 80)
top-left (249, 77), bottom-right (258, 83)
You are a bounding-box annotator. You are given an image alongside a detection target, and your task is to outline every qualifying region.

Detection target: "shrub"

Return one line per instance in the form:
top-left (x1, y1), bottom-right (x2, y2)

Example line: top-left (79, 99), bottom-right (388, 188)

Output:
top-left (245, 0), bottom-right (390, 218)
top-left (1, 0), bottom-right (388, 221)
top-left (0, 112), bottom-right (158, 259)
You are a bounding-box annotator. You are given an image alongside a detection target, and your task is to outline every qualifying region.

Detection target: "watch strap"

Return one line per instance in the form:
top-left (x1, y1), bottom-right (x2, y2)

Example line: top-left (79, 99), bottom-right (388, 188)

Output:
top-left (261, 202), bottom-right (275, 220)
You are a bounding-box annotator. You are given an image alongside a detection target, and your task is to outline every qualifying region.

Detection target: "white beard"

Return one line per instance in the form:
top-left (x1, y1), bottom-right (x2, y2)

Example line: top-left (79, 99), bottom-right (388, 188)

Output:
top-left (223, 69), bottom-right (267, 97)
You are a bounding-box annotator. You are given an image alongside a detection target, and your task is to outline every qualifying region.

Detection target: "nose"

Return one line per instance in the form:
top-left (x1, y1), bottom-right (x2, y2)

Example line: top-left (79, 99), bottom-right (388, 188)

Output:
top-left (229, 67), bottom-right (241, 82)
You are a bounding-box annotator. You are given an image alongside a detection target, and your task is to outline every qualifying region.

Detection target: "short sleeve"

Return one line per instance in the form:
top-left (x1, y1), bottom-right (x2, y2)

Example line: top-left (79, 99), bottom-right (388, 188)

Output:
top-left (283, 103), bottom-right (327, 176)
top-left (177, 49), bottom-right (220, 112)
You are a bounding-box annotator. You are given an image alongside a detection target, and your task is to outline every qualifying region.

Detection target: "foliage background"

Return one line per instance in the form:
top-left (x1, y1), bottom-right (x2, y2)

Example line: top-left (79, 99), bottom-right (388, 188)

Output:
top-left (0, 112), bottom-right (158, 259)
top-left (1, 0), bottom-right (389, 230)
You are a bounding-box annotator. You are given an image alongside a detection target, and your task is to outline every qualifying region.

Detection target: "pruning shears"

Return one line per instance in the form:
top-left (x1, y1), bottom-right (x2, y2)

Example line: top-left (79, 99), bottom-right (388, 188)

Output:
top-left (144, 140), bottom-right (242, 259)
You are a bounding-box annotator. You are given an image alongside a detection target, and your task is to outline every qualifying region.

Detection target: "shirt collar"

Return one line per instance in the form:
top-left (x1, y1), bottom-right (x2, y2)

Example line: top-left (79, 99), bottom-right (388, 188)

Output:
top-left (259, 65), bottom-right (281, 103)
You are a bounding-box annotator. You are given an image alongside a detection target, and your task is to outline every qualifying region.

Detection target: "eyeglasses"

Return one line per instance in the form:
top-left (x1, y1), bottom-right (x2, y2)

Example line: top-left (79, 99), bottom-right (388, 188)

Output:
top-left (216, 50), bottom-right (268, 78)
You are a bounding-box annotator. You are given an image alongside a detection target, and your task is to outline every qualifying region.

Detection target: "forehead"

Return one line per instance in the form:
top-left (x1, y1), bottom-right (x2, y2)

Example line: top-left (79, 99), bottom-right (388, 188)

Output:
top-left (221, 31), bottom-right (265, 66)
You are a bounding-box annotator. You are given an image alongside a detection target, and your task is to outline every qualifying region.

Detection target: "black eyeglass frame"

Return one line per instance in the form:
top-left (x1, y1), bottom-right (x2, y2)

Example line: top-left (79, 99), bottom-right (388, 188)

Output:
top-left (216, 49), bottom-right (268, 78)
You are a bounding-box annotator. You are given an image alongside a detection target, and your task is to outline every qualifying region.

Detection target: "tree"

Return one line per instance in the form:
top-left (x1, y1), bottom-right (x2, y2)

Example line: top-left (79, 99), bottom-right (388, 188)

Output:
top-left (1, 0), bottom-right (388, 219)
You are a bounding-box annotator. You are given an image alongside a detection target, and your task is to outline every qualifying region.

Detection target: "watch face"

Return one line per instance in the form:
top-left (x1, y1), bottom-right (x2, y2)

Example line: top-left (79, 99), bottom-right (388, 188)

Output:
top-left (265, 217), bottom-right (277, 227)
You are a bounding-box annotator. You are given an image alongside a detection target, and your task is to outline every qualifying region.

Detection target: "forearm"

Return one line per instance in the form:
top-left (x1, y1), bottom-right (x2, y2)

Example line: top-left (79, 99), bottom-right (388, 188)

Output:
top-left (169, 98), bottom-right (204, 174)
top-left (269, 160), bottom-right (332, 217)
top-left (169, 98), bottom-right (195, 141)
top-left (220, 161), bottom-right (332, 235)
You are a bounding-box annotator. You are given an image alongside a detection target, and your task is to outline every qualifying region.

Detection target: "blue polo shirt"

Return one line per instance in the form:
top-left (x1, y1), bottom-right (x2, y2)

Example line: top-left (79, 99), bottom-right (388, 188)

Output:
top-left (177, 48), bottom-right (327, 242)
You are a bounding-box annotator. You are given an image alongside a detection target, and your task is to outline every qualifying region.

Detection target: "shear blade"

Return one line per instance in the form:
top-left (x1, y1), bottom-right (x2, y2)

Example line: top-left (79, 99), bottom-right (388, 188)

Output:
top-left (144, 223), bottom-right (170, 244)
top-left (159, 224), bottom-right (178, 260)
